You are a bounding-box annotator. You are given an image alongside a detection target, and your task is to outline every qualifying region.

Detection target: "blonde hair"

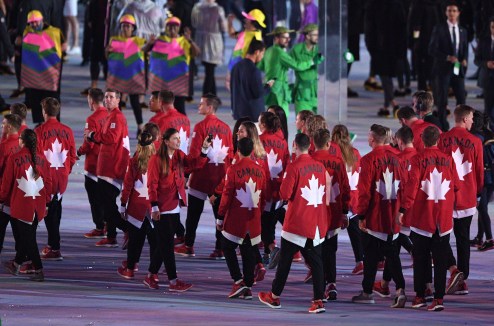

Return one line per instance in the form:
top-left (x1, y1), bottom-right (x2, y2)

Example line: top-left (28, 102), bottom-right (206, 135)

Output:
top-left (305, 115), bottom-right (327, 138)
top-left (332, 124), bottom-right (357, 169)
top-left (241, 121), bottom-right (266, 159)
top-left (136, 131), bottom-right (156, 173)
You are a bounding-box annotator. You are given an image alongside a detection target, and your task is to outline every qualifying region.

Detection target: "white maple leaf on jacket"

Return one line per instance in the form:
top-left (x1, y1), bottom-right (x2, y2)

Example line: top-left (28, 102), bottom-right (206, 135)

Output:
top-left (178, 127), bottom-right (189, 154)
top-left (301, 174), bottom-right (325, 207)
top-left (347, 169), bottom-right (360, 191)
top-left (266, 149), bottom-right (283, 179)
top-left (236, 177), bottom-right (261, 210)
top-left (17, 165), bottom-right (45, 199)
top-left (123, 135), bottom-right (130, 153)
top-left (452, 148), bottom-right (472, 180)
top-left (207, 135), bottom-right (229, 166)
top-left (134, 172), bottom-right (149, 200)
top-left (44, 138), bottom-right (68, 170)
top-left (421, 168), bottom-right (451, 203)
top-left (376, 167), bottom-right (400, 200)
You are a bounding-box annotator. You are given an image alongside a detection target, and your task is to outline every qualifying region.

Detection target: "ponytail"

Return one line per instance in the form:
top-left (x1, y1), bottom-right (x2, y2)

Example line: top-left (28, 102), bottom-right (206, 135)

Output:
top-left (20, 129), bottom-right (39, 178)
top-left (136, 131), bottom-right (156, 173)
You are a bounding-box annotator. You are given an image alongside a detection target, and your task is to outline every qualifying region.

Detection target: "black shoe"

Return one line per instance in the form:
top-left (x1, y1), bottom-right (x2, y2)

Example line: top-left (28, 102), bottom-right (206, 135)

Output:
top-left (348, 87), bottom-right (359, 98)
top-left (405, 87), bottom-right (412, 95)
top-left (80, 60), bottom-right (89, 67)
top-left (478, 240), bottom-right (494, 252)
top-left (0, 64), bottom-right (15, 75)
top-left (377, 108), bottom-right (390, 117)
top-left (470, 236), bottom-right (482, 247)
top-left (9, 88), bottom-right (25, 98)
top-left (394, 89), bottom-right (407, 97)
top-left (393, 105), bottom-right (400, 118)
top-left (364, 79), bottom-right (383, 92)
top-left (119, 101), bottom-right (127, 109)
top-left (140, 102), bottom-right (148, 109)
top-left (476, 93), bottom-right (484, 99)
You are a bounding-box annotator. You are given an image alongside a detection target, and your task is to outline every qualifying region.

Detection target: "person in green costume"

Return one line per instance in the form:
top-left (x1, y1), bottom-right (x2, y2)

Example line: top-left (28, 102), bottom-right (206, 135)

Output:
top-left (290, 24), bottom-right (324, 114)
top-left (257, 26), bottom-right (317, 118)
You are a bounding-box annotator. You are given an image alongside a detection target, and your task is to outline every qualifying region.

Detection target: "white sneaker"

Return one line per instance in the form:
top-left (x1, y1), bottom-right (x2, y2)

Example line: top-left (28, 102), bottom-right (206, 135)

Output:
top-left (68, 46), bottom-right (81, 55)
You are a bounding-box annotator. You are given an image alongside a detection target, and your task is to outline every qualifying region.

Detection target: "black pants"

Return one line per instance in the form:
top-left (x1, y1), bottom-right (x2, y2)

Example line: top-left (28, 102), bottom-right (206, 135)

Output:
top-left (148, 213), bottom-right (180, 280)
top-left (175, 96), bottom-right (186, 116)
top-left (126, 218), bottom-right (156, 270)
top-left (477, 186), bottom-right (493, 240)
top-left (25, 88), bottom-right (60, 124)
top-left (184, 194), bottom-right (222, 249)
top-left (84, 176), bottom-right (105, 230)
top-left (97, 179), bottom-right (127, 239)
top-left (272, 237), bottom-right (324, 300)
top-left (382, 233), bottom-right (426, 283)
top-left (411, 231), bottom-right (450, 299)
top-left (447, 215), bottom-right (472, 279)
top-left (362, 233), bottom-right (405, 294)
top-left (322, 235), bottom-right (337, 284)
top-left (45, 196), bottom-right (62, 250)
top-left (347, 217), bottom-right (363, 262)
top-left (379, 75), bottom-right (394, 108)
top-left (13, 218), bottom-right (42, 270)
top-left (89, 34), bottom-right (107, 81)
top-left (128, 94), bottom-right (143, 125)
top-left (0, 211), bottom-right (22, 254)
top-left (222, 234), bottom-right (256, 287)
top-left (261, 207), bottom-right (285, 254)
top-left (202, 61), bottom-right (217, 95)
top-left (483, 82), bottom-right (494, 129)
top-left (433, 74), bottom-right (466, 131)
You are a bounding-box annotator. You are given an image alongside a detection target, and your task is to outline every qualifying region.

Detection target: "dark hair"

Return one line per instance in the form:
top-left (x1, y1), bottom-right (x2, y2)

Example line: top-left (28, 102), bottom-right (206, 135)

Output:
top-left (471, 110), bottom-right (484, 134)
top-left (4, 114), bottom-right (23, 131)
top-left (305, 115), bottom-right (327, 139)
top-left (396, 106), bottom-right (416, 120)
top-left (238, 137), bottom-right (254, 157)
top-left (268, 105), bottom-right (288, 140)
top-left (297, 110), bottom-right (314, 123)
top-left (159, 89), bottom-right (175, 104)
top-left (313, 128), bottom-right (331, 149)
top-left (105, 88), bottom-right (121, 99)
top-left (202, 93), bottom-right (221, 111)
top-left (41, 97), bottom-right (60, 117)
top-left (454, 105), bottom-right (475, 123)
top-left (151, 91), bottom-right (160, 98)
top-left (10, 103), bottom-right (28, 119)
top-left (422, 126), bottom-right (440, 147)
top-left (395, 126), bottom-right (414, 145)
top-left (232, 117), bottom-right (251, 153)
top-left (20, 129), bottom-right (39, 178)
top-left (294, 133), bottom-right (311, 151)
top-left (247, 39), bottom-right (265, 55)
top-left (143, 122), bottom-right (160, 143)
top-left (158, 128), bottom-right (181, 176)
top-left (251, 20), bottom-right (263, 30)
top-left (370, 124), bottom-right (387, 144)
top-left (445, 1), bottom-right (460, 10)
top-left (413, 91), bottom-right (433, 112)
top-left (136, 131), bottom-right (155, 173)
top-left (88, 88), bottom-right (104, 103)
top-left (259, 111), bottom-right (281, 133)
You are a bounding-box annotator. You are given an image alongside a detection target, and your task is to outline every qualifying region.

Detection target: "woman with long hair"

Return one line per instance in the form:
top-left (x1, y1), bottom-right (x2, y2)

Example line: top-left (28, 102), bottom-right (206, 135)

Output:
top-left (267, 105), bottom-right (288, 141)
top-left (331, 124), bottom-right (364, 275)
top-left (143, 128), bottom-right (210, 291)
top-left (0, 129), bottom-right (52, 281)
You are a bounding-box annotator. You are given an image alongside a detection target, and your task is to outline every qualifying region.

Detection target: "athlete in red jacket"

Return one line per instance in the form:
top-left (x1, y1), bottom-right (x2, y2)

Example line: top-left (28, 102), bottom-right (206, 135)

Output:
top-left (35, 97), bottom-right (76, 261)
top-left (78, 88), bottom-right (108, 239)
top-left (218, 137), bottom-right (266, 299)
top-left (259, 133), bottom-right (328, 314)
top-left (438, 105), bottom-right (484, 295)
top-left (397, 106), bottom-right (441, 152)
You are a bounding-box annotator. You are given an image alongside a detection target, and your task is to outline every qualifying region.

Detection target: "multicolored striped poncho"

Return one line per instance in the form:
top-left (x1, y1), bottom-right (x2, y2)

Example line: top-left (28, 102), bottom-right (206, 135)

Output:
top-left (148, 35), bottom-right (191, 97)
top-left (106, 36), bottom-right (146, 95)
top-left (21, 25), bottom-right (63, 92)
top-left (227, 30), bottom-right (262, 71)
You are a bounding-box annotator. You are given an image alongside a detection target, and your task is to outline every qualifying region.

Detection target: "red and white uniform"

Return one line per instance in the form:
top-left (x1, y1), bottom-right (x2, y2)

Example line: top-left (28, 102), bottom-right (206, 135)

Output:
top-left (410, 119), bottom-right (441, 152)
top-left (1, 124), bottom-right (27, 142)
top-left (93, 108), bottom-right (130, 188)
top-left (438, 127), bottom-right (484, 218)
top-left (356, 146), bottom-right (404, 240)
top-left (260, 129), bottom-right (290, 210)
top-left (401, 147), bottom-right (459, 237)
top-left (347, 147), bottom-right (361, 215)
top-left (188, 114), bottom-right (233, 199)
top-left (121, 156), bottom-right (152, 228)
top-left (0, 147), bottom-right (52, 223)
top-left (158, 108), bottom-right (191, 154)
top-left (218, 157), bottom-right (266, 245)
top-left (279, 154), bottom-right (329, 246)
top-left (312, 150), bottom-right (350, 238)
top-left (0, 134), bottom-right (20, 178)
top-left (149, 111), bottom-right (166, 149)
top-left (77, 107), bottom-right (108, 181)
top-left (397, 147), bottom-right (417, 234)
top-left (297, 140), bottom-right (342, 162)
top-left (148, 150), bottom-right (208, 213)
top-left (35, 118), bottom-right (76, 197)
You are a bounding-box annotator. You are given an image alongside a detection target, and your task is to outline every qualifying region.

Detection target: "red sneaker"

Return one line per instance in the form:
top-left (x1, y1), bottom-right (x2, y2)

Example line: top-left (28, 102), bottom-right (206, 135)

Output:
top-left (258, 291), bottom-right (281, 309)
top-left (242, 288), bottom-right (253, 300)
top-left (427, 298), bottom-right (444, 311)
top-left (174, 244), bottom-right (195, 257)
top-left (174, 236), bottom-right (185, 247)
top-left (254, 263), bottom-right (266, 282)
top-left (84, 229), bottom-right (106, 239)
top-left (143, 275), bottom-right (159, 289)
top-left (425, 288), bottom-right (434, 302)
top-left (117, 266), bottom-right (134, 279)
top-left (372, 281), bottom-right (390, 298)
top-left (169, 279), bottom-right (192, 292)
top-left (228, 281), bottom-right (248, 298)
top-left (209, 249), bottom-right (225, 260)
top-left (41, 249), bottom-right (63, 261)
top-left (95, 238), bottom-right (118, 247)
top-left (454, 281), bottom-right (468, 295)
top-left (446, 269), bottom-right (464, 294)
top-left (411, 296), bottom-right (427, 308)
top-left (151, 273), bottom-right (159, 283)
top-left (351, 261), bottom-right (364, 275)
top-left (121, 260), bottom-right (138, 272)
top-left (308, 299), bottom-right (325, 313)
top-left (41, 246), bottom-right (51, 256)
top-left (293, 251), bottom-right (302, 262)
top-left (19, 262), bottom-right (35, 274)
top-left (324, 283), bottom-right (337, 301)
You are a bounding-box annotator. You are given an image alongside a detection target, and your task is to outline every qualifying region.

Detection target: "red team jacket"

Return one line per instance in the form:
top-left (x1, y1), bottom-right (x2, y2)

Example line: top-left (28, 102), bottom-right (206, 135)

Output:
top-left (401, 147), bottom-right (459, 236)
top-left (35, 118), bottom-right (76, 196)
top-left (410, 119), bottom-right (441, 152)
top-left (218, 157), bottom-right (266, 244)
top-left (148, 150), bottom-right (208, 212)
top-left (0, 124), bottom-right (27, 142)
top-left (397, 147), bottom-right (418, 228)
top-left (347, 147), bottom-right (361, 214)
top-left (0, 134), bottom-right (20, 177)
top-left (188, 115), bottom-right (233, 198)
top-left (121, 155), bottom-right (152, 226)
top-left (77, 107), bottom-right (108, 178)
top-left (0, 147), bottom-right (52, 223)
top-left (356, 146), bottom-right (404, 236)
top-left (157, 108), bottom-right (191, 154)
top-left (311, 150), bottom-right (350, 233)
top-left (93, 108), bottom-right (130, 183)
top-left (260, 129), bottom-right (290, 204)
top-left (438, 127), bottom-right (483, 215)
top-left (280, 154), bottom-right (329, 241)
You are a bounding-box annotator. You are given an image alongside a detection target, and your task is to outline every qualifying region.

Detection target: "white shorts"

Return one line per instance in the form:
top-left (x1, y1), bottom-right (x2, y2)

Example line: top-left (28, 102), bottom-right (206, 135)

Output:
top-left (63, 0), bottom-right (78, 17)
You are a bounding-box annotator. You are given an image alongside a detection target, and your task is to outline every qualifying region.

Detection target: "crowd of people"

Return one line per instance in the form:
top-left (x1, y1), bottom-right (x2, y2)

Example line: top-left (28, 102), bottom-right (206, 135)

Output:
top-left (0, 0), bottom-right (493, 316)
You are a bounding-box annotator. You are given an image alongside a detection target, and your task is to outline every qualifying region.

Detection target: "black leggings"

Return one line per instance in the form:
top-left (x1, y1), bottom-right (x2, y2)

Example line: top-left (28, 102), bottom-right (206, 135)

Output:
top-left (222, 234), bottom-right (256, 287)
top-left (126, 219), bottom-right (156, 270)
top-left (202, 61), bottom-right (217, 95)
top-left (184, 194), bottom-right (222, 249)
top-left (477, 185), bottom-right (493, 240)
top-left (148, 213), bottom-right (179, 280)
top-left (44, 196), bottom-right (62, 250)
top-left (13, 218), bottom-right (42, 270)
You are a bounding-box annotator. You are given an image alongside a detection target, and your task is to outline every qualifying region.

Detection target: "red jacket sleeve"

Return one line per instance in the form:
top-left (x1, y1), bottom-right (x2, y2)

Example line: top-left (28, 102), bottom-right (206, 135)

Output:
top-left (94, 113), bottom-right (122, 145)
top-left (218, 167), bottom-right (236, 217)
top-left (355, 155), bottom-right (372, 216)
top-left (279, 163), bottom-right (297, 201)
top-left (0, 155), bottom-right (15, 204)
top-left (338, 163), bottom-right (351, 213)
top-left (401, 155), bottom-right (421, 210)
top-left (121, 158), bottom-right (137, 205)
top-left (67, 128), bottom-right (77, 173)
top-left (147, 155), bottom-right (160, 205)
